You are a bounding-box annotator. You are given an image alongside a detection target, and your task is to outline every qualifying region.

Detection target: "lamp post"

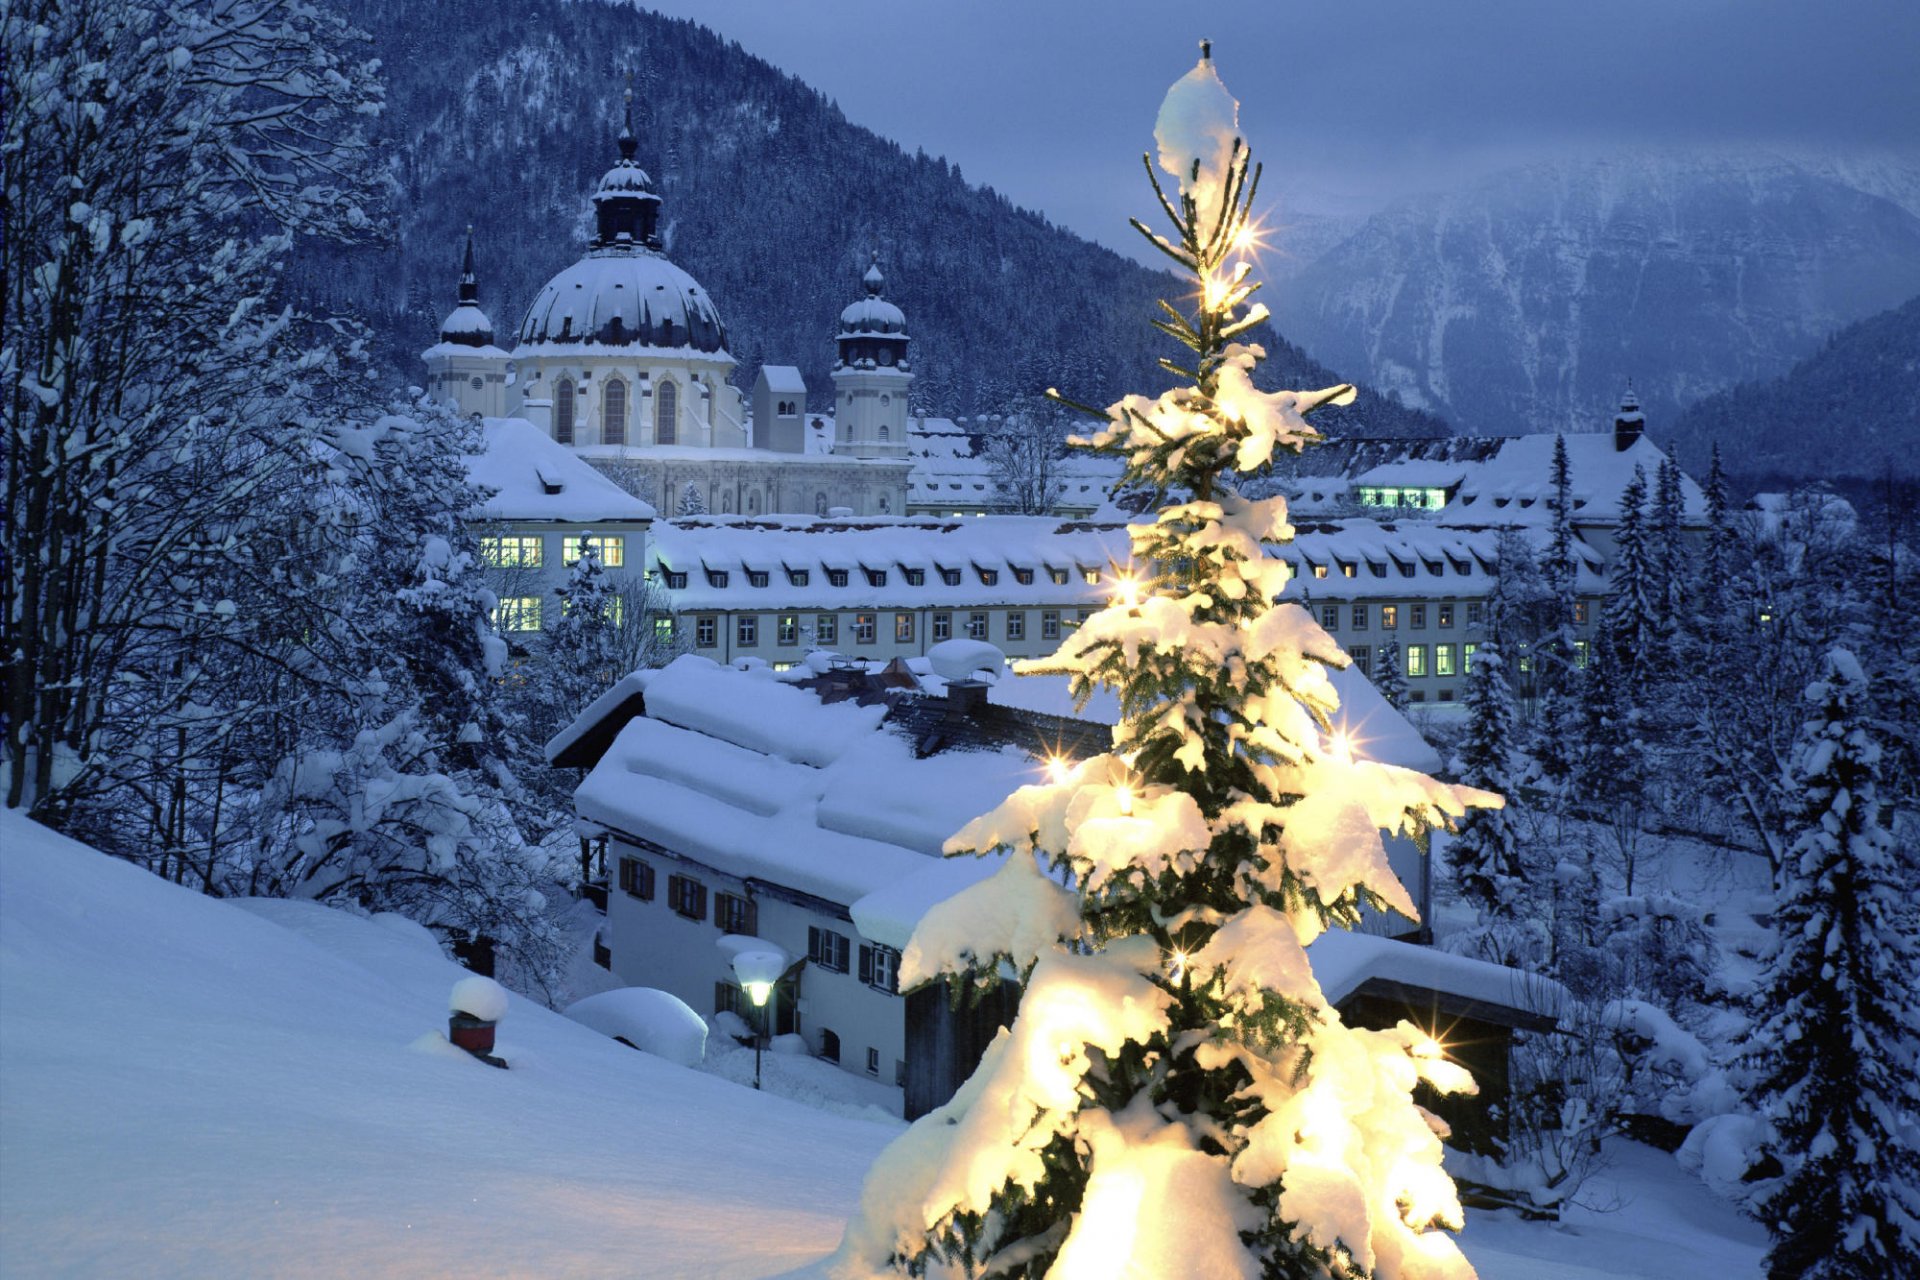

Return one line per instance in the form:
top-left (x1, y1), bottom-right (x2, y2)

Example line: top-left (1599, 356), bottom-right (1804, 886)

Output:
top-left (730, 949), bottom-right (785, 1092)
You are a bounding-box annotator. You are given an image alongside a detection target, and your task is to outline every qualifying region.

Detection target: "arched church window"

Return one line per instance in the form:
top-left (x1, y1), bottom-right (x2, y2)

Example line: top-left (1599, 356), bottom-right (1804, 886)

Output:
top-left (879, 425), bottom-right (890, 441)
top-left (879, 495), bottom-right (890, 514)
top-left (656, 380), bottom-right (677, 445)
top-left (554, 379), bottom-right (576, 445)
top-left (748, 491), bottom-right (761, 515)
top-left (602, 378), bottom-right (628, 446)
top-left (815, 492), bottom-right (828, 516)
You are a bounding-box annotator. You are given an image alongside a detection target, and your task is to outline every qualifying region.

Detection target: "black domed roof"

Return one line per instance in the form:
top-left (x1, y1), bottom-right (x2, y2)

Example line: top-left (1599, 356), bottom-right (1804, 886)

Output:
top-left (838, 253), bottom-right (907, 337)
top-left (516, 250), bottom-right (728, 353)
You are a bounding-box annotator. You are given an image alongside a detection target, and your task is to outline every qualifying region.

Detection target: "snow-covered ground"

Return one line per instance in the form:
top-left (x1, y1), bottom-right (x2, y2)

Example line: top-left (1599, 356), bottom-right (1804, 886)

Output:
top-left (0, 809), bottom-right (1765, 1277)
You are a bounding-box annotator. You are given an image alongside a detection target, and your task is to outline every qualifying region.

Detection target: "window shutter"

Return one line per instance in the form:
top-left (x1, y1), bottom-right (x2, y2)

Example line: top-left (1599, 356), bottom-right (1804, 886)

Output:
top-left (859, 944), bottom-right (873, 985)
top-left (836, 935), bottom-right (850, 972)
top-left (808, 926), bottom-right (821, 963)
top-left (695, 884), bottom-right (708, 920)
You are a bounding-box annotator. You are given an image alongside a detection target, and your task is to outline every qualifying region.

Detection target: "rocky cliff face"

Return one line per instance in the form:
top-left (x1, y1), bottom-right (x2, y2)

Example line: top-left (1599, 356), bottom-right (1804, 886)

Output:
top-left (1268, 153), bottom-right (1920, 438)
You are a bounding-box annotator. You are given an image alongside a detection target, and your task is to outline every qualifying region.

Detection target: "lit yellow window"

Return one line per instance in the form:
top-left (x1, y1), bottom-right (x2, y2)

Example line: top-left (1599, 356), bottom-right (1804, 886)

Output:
top-left (494, 596), bottom-right (543, 631)
top-left (563, 535), bottom-right (625, 567)
top-left (481, 535), bottom-right (543, 568)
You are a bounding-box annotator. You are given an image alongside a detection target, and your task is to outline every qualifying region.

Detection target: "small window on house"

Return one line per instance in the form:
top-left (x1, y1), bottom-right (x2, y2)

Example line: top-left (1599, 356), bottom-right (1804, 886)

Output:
top-left (819, 1030), bottom-right (841, 1063)
top-left (737, 616), bottom-right (758, 646)
top-left (940, 567), bottom-right (962, 586)
top-left (1467, 603), bottom-right (1484, 627)
top-left (668, 875), bottom-right (707, 921)
top-left (828, 569), bottom-right (850, 588)
top-left (1438, 604), bottom-right (1455, 629)
top-left (808, 927), bottom-right (851, 973)
top-left (1350, 644), bottom-right (1372, 675)
top-left (1463, 642), bottom-right (1478, 674)
top-left (664, 570), bottom-right (688, 590)
top-left (563, 535), bottom-right (625, 567)
top-left (695, 616), bottom-right (717, 648)
top-left (932, 613), bottom-right (952, 641)
top-left (904, 568), bottom-right (925, 586)
top-left (1340, 562), bottom-right (1356, 578)
top-left (787, 568), bottom-right (810, 587)
top-left (1407, 645), bottom-right (1429, 678)
top-left (859, 944), bottom-right (900, 994)
top-left (966, 612), bottom-right (988, 640)
top-left (1381, 605), bottom-right (1399, 629)
top-left (1411, 604), bottom-right (1427, 629)
top-left (1013, 568), bottom-right (1034, 585)
top-left (866, 1047), bottom-right (880, 1076)
top-left (1048, 567), bottom-right (1069, 585)
top-left (1436, 644), bottom-right (1456, 677)
top-left (816, 614), bottom-right (838, 644)
top-left (1573, 601), bottom-right (1590, 625)
top-left (653, 616), bottom-right (676, 645)
top-left (748, 570), bottom-right (769, 588)
top-left (480, 535), bottom-right (545, 568)
top-left (854, 613), bottom-right (876, 644)
top-left (1042, 610), bottom-right (1060, 640)
top-left (1575, 639), bottom-right (1592, 669)
top-left (778, 614), bottom-right (799, 646)
top-left (977, 567), bottom-right (999, 586)
top-left (1082, 569), bottom-right (1101, 585)
top-left (618, 857), bottom-right (654, 901)
top-left (1006, 612), bottom-right (1025, 641)
top-left (1321, 604), bottom-right (1339, 629)
top-left (706, 569), bottom-right (730, 588)
top-left (1352, 604), bottom-right (1368, 631)
top-left (864, 568), bottom-right (887, 587)
top-left (715, 892), bottom-right (756, 935)
top-left (494, 597), bottom-right (543, 632)
top-left (894, 613), bottom-right (914, 643)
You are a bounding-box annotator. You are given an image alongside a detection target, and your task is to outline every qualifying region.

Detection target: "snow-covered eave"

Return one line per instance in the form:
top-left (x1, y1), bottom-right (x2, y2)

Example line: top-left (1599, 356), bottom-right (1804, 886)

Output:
top-left (1307, 930), bottom-right (1565, 1031)
top-left (546, 670), bottom-right (656, 768)
top-left (509, 342), bottom-right (739, 364)
top-left (570, 444), bottom-right (907, 469)
top-left (422, 341), bottom-right (513, 361)
top-left (469, 512), bottom-right (656, 526)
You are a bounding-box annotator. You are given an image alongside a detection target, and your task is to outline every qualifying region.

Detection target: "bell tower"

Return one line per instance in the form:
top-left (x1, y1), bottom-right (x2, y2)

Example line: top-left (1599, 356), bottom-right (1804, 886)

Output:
top-left (830, 252), bottom-right (911, 460)
top-left (422, 226), bottom-right (508, 418)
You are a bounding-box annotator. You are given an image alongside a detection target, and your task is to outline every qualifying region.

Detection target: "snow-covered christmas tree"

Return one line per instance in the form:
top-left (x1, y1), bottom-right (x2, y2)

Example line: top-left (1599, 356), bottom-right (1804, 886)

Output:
top-left (1446, 641), bottom-right (1530, 958)
top-left (833, 46), bottom-right (1494, 1280)
top-left (1744, 649), bottom-right (1920, 1278)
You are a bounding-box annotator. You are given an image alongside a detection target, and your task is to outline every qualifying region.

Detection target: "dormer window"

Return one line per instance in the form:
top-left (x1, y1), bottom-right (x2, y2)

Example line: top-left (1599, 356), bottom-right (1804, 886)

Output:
top-left (904, 568), bottom-right (925, 586)
top-left (828, 569), bottom-right (849, 588)
top-left (939, 567), bottom-right (962, 586)
top-left (977, 567), bottom-right (999, 586)
top-left (864, 568), bottom-right (887, 587)
top-left (705, 569), bottom-right (729, 588)
top-left (786, 567), bottom-right (810, 586)
top-left (664, 570), bottom-right (688, 590)
top-left (1048, 567), bottom-right (1069, 585)
top-left (748, 570), bottom-right (769, 588)
top-left (1013, 568), bottom-right (1034, 585)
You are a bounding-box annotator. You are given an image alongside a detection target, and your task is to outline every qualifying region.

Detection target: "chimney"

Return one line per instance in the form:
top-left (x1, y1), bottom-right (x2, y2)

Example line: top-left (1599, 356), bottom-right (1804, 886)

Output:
top-left (1614, 383), bottom-right (1645, 452)
top-left (944, 677), bottom-right (989, 721)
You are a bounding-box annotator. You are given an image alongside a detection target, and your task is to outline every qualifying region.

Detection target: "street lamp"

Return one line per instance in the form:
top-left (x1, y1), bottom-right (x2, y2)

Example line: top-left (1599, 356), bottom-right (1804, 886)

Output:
top-left (730, 948), bottom-right (785, 1091)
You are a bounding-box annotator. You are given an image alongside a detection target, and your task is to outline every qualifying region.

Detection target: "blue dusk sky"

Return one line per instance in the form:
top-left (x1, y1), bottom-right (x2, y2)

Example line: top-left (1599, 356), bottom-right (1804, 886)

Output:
top-left (639, 0), bottom-right (1920, 259)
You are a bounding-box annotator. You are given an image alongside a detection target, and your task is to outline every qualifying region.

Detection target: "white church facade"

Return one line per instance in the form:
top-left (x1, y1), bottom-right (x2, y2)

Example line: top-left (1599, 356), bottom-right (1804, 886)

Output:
top-left (422, 92), bottom-right (920, 520)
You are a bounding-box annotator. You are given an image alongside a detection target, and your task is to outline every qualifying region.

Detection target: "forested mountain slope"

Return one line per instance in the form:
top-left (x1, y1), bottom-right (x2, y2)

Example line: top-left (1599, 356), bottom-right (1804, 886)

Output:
top-left (291, 0), bottom-right (1449, 434)
top-left (1665, 293), bottom-right (1920, 483)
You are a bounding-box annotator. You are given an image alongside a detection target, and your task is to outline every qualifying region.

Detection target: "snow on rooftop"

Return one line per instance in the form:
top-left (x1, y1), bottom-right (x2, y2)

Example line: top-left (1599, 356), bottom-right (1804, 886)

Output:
top-left (544, 669), bottom-right (655, 765)
top-left (466, 419), bottom-right (656, 523)
top-left (1307, 929), bottom-right (1567, 1023)
top-left (757, 364), bottom-right (806, 392)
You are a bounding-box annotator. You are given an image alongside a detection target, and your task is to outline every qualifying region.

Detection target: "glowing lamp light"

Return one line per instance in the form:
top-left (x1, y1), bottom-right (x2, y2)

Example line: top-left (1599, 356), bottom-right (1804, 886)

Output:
top-left (1232, 222), bottom-right (1261, 255)
top-left (1113, 574), bottom-right (1141, 611)
top-left (743, 980), bottom-right (773, 1008)
top-left (1114, 784), bottom-right (1135, 817)
top-left (1325, 729), bottom-right (1356, 764)
top-left (1168, 949), bottom-right (1189, 983)
top-left (1202, 274), bottom-right (1230, 311)
top-left (1045, 754), bottom-right (1071, 785)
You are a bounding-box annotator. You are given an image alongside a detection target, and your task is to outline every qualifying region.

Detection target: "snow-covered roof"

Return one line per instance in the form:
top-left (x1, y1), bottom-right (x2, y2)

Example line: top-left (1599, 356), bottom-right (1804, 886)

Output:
top-left (545, 670), bottom-right (656, 768)
top-left (1306, 930), bottom-right (1565, 1030)
top-left (421, 340), bottom-right (513, 362)
top-left (439, 303), bottom-right (495, 340)
top-left (515, 249), bottom-right (729, 356)
top-left (648, 515), bottom-right (1130, 611)
top-left (1280, 432), bottom-right (1707, 526)
top-left (1278, 519), bottom-right (1608, 600)
top-left (905, 418), bottom-right (1121, 511)
top-left (756, 365), bottom-right (806, 393)
top-left (574, 655), bottom-right (1044, 908)
top-left (466, 419), bottom-right (657, 523)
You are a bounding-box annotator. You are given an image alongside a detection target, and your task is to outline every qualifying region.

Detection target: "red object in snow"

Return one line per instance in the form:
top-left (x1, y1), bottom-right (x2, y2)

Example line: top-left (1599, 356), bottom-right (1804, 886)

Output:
top-left (449, 1012), bottom-right (497, 1055)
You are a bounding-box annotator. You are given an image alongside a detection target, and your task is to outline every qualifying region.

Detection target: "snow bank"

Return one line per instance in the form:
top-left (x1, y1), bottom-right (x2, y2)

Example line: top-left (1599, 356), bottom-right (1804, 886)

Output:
top-left (563, 988), bottom-right (707, 1067)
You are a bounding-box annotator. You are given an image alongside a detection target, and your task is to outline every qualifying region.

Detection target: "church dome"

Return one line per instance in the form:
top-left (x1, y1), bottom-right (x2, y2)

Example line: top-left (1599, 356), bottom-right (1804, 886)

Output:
top-left (516, 251), bottom-right (728, 353)
top-left (838, 254), bottom-right (907, 336)
top-left (513, 90), bottom-right (727, 354)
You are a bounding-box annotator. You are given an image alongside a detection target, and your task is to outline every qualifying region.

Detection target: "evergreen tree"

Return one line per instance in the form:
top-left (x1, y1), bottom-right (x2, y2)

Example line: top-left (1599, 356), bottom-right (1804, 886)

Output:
top-left (1374, 636), bottom-right (1412, 712)
top-left (1649, 457), bottom-right (1688, 647)
top-left (540, 544), bottom-right (625, 726)
top-left (1448, 641), bottom-right (1525, 927)
top-left (677, 482), bottom-right (707, 516)
top-left (834, 49), bottom-right (1491, 1279)
top-left (1604, 465), bottom-right (1657, 684)
top-left (1745, 650), bottom-right (1920, 1279)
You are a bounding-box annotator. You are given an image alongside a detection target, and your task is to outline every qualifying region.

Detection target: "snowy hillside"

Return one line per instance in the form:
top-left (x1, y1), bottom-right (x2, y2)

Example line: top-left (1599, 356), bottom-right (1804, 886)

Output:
top-left (0, 810), bottom-right (897, 1278)
top-left (0, 812), bottom-right (1771, 1277)
top-left (1268, 152), bottom-right (1920, 443)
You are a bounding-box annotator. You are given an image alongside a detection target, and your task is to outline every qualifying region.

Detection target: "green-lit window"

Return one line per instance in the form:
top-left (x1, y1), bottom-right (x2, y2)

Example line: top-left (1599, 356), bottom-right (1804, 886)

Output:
top-left (494, 596), bottom-right (543, 632)
top-left (1407, 644), bottom-right (1428, 678)
top-left (654, 616), bottom-right (676, 645)
top-left (1436, 644), bottom-right (1456, 677)
top-left (562, 534), bottom-right (624, 567)
top-left (816, 614), bottom-right (837, 645)
top-left (481, 535), bottom-right (544, 568)
top-left (1575, 640), bottom-right (1591, 669)
top-left (1463, 642), bottom-right (1477, 674)
top-left (778, 614), bottom-right (799, 646)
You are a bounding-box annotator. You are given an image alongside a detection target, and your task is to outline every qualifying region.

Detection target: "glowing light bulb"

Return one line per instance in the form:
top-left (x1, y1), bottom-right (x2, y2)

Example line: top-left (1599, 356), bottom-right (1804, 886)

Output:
top-left (1168, 949), bottom-right (1189, 983)
top-left (1232, 224), bottom-right (1259, 255)
top-left (1202, 274), bottom-right (1229, 311)
top-left (744, 980), bottom-right (773, 1007)
top-left (1114, 574), bottom-right (1140, 610)
top-left (1114, 784), bottom-right (1134, 817)
top-left (1045, 755), bottom-right (1070, 784)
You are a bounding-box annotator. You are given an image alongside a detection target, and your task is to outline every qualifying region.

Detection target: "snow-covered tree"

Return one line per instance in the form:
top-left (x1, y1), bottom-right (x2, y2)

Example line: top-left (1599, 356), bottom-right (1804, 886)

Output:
top-left (1447, 641), bottom-right (1526, 932)
top-left (677, 482), bottom-right (708, 517)
top-left (1374, 637), bottom-right (1412, 712)
top-left (983, 398), bottom-right (1075, 514)
top-left (1604, 466), bottom-right (1658, 684)
top-left (1744, 649), bottom-right (1920, 1278)
top-left (2, 0), bottom-right (381, 816)
top-left (833, 48), bottom-right (1492, 1279)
